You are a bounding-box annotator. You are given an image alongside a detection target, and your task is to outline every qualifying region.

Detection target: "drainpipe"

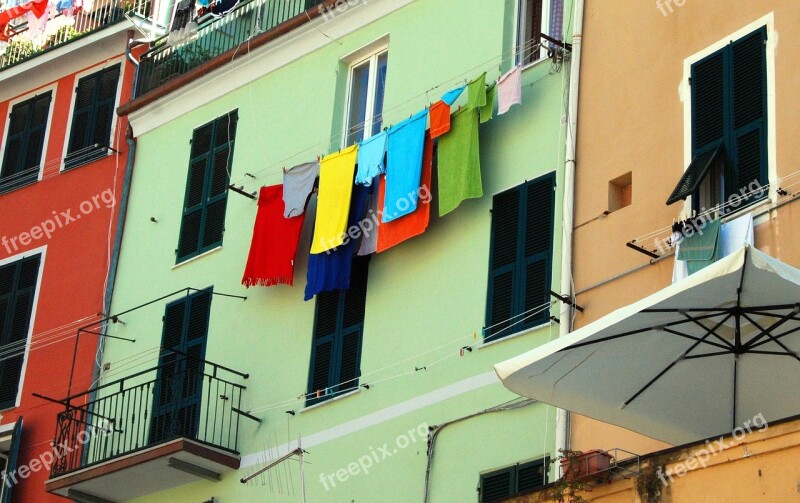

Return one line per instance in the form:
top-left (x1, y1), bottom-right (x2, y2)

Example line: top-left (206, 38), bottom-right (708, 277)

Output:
top-left (95, 31), bottom-right (139, 383)
top-left (555, 0), bottom-right (585, 457)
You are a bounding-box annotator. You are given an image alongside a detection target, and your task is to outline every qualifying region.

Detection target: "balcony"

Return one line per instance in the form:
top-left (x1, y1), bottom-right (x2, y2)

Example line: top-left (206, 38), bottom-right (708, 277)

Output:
top-left (135, 0), bottom-right (324, 96)
top-left (44, 352), bottom-right (248, 502)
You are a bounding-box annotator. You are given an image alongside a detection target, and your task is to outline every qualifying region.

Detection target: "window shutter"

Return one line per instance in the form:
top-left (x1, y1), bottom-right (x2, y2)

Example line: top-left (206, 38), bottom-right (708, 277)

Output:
top-left (690, 52), bottom-right (724, 153)
top-left (308, 257), bottom-right (369, 404)
top-left (517, 459), bottom-right (548, 492)
top-left (0, 255), bottom-right (40, 409)
top-left (521, 174), bottom-right (554, 327)
top-left (309, 340), bottom-right (334, 398)
top-left (481, 468), bottom-right (513, 502)
top-left (1, 417), bottom-right (23, 503)
top-left (730, 27), bottom-right (767, 201)
top-left (91, 65), bottom-right (120, 148)
top-left (186, 290), bottom-right (212, 341)
top-left (1, 93), bottom-right (51, 191)
top-left (338, 329), bottom-right (361, 392)
top-left (177, 112), bottom-right (237, 262)
top-left (486, 187), bottom-right (521, 339)
top-left (68, 76), bottom-right (97, 155)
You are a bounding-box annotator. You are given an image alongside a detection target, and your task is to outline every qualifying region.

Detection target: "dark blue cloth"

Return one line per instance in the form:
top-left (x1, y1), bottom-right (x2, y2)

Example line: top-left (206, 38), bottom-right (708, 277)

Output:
top-left (304, 184), bottom-right (371, 301)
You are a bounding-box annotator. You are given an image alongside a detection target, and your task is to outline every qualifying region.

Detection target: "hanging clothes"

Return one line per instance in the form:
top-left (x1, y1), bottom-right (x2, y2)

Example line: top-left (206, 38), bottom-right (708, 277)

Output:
top-left (170, 0), bottom-right (194, 31)
top-left (467, 72), bottom-right (487, 109)
top-left (241, 185), bottom-right (306, 288)
top-left (357, 179), bottom-right (380, 256)
top-left (383, 109), bottom-right (428, 223)
top-left (377, 132), bottom-right (434, 253)
top-left (355, 131), bottom-right (387, 186)
top-left (283, 160), bottom-right (319, 218)
top-left (676, 219), bottom-right (723, 275)
top-left (480, 83), bottom-right (496, 124)
top-left (497, 66), bottom-right (522, 115)
top-left (305, 184), bottom-right (371, 301)
top-left (437, 106), bottom-right (483, 216)
top-left (429, 100), bottom-right (451, 139)
top-left (310, 145), bottom-right (358, 254)
top-left (441, 85), bottom-right (465, 106)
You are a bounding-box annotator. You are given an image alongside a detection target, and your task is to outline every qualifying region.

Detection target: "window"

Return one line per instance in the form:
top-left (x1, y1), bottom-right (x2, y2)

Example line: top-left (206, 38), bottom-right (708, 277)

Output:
top-left (344, 50), bottom-right (388, 147)
top-left (667, 27), bottom-right (768, 211)
top-left (485, 173), bottom-right (555, 341)
top-left (480, 458), bottom-right (549, 502)
top-left (0, 92), bottom-right (51, 193)
top-left (0, 254), bottom-right (41, 410)
top-left (307, 257), bottom-right (369, 406)
top-left (150, 289), bottom-right (211, 444)
top-left (517, 0), bottom-right (563, 66)
top-left (176, 110), bottom-right (238, 263)
top-left (0, 417), bottom-right (23, 503)
top-left (65, 64), bottom-right (121, 170)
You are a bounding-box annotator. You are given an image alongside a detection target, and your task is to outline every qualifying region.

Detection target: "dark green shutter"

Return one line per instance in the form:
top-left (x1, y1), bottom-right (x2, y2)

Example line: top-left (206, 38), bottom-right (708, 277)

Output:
top-left (517, 458), bottom-right (549, 493)
top-left (1, 93), bottom-right (51, 192)
top-left (1, 417), bottom-right (23, 503)
top-left (486, 187), bottom-right (521, 338)
top-left (177, 111), bottom-right (238, 263)
top-left (151, 289), bottom-right (211, 444)
top-left (307, 257), bottom-right (369, 405)
top-left (0, 255), bottom-right (41, 409)
top-left (729, 27), bottom-right (767, 202)
top-left (486, 174), bottom-right (554, 341)
top-left (480, 468), bottom-right (514, 502)
top-left (676, 27), bottom-right (768, 207)
top-left (65, 65), bottom-right (121, 169)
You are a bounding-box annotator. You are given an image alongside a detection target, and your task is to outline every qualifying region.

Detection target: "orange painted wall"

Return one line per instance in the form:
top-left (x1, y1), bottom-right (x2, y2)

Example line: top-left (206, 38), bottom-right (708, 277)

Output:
top-left (570, 0), bottom-right (800, 457)
top-left (0, 44), bottom-right (141, 502)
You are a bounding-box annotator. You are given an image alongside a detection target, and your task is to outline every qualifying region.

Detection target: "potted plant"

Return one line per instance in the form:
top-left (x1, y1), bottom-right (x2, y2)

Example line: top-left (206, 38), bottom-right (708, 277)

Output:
top-left (560, 449), bottom-right (613, 482)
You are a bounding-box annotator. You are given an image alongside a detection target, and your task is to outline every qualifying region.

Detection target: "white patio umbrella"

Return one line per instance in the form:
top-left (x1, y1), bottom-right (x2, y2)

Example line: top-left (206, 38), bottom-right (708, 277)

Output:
top-left (495, 244), bottom-right (800, 445)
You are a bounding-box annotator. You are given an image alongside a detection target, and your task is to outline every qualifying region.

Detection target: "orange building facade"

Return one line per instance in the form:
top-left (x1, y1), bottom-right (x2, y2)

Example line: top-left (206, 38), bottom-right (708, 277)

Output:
top-left (0, 16), bottom-right (140, 501)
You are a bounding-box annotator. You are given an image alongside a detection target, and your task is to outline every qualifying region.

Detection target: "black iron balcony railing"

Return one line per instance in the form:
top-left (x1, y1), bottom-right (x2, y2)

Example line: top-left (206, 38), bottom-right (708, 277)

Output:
top-left (136, 0), bottom-right (324, 96)
top-left (0, 0), bottom-right (151, 71)
top-left (49, 351), bottom-right (247, 478)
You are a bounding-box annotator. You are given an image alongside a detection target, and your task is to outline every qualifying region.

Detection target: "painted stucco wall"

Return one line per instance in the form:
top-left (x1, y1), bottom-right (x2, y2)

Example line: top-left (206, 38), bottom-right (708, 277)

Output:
top-left (102, 0), bottom-right (574, 501)
top-left (0, 33), bottom-right (138, 502)
top-left (571, 0), bottom-right (800, 458)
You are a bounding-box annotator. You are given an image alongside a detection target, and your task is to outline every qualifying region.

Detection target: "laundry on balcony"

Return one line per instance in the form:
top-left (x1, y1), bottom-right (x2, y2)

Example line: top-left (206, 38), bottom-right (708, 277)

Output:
top-left (676, 217), bottom-right (722, 274)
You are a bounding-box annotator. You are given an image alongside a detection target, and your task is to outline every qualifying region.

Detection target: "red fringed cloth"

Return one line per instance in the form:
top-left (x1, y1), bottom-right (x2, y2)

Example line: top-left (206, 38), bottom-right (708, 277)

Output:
top-left (242, 185), bottom-right (306, 287)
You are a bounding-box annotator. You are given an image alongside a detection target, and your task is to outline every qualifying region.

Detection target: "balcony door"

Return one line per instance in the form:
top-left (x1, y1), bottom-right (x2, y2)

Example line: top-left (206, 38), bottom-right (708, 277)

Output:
top-left (149, 289), bottom-right (212, 445)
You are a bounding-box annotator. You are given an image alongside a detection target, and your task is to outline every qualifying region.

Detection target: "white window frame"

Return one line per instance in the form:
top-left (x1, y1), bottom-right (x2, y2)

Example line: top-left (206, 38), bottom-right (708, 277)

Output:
top-left (516, 0), bottom-right (552, 67)
top-left (60, 57), bottom-right (127, 173)
top-left (341, 37), bottom-right (389, 149)
top-left (0, 84), bottom-right (57, 187)
top-left (0, 246), bottom-right (46, 412)
top-left (679, 13), bottom-right (777, 221)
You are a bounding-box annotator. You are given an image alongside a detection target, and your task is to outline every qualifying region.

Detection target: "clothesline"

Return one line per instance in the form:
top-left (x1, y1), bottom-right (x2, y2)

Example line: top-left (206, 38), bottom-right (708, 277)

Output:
top-left (228, 37), bottom-right (557, 189)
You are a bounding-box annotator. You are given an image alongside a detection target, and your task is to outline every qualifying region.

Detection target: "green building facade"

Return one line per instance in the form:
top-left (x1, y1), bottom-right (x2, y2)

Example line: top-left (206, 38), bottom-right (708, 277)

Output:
top-left (78, 0), bottom-right (576, 501)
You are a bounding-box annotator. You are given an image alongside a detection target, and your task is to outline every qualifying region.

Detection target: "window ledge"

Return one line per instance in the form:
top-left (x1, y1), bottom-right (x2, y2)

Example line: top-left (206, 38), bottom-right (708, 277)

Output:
top-left (479, 319), bottom-right (555, 350)
top-left (171, 246), bottom-right (223, 269)
top-left (61, 148), bottom-right (112, 172)
top-left (300, 388), bottom-right (361, 414)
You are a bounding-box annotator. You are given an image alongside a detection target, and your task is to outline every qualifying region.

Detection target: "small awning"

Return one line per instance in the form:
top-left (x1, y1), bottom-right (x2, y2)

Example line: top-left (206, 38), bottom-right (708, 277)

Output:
top-left (495, 245), bottom-right (800, 445)
top-left (665, 145), bottom-right (723, 205)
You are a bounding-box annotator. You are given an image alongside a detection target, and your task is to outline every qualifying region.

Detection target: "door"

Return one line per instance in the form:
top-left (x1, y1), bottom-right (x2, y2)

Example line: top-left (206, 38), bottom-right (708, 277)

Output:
top-left (149, 289), bottom-right (212, 445)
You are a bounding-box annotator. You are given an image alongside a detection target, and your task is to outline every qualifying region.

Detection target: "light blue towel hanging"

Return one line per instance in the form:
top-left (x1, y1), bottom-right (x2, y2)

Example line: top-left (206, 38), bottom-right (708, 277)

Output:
top-left (355, 131), bottom-right (387, 186)
top-left (383, 109), bottom-right (428, 223)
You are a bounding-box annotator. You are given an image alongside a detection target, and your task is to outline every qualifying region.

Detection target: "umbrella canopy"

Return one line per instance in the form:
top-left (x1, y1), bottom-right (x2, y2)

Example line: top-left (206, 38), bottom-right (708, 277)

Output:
top-left (495, 244), bottom-right (800, 445)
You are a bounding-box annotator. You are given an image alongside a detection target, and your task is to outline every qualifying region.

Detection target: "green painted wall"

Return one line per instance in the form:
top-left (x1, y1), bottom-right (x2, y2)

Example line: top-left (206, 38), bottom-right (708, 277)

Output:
top-left (101, 0), bottom-right (573, 501)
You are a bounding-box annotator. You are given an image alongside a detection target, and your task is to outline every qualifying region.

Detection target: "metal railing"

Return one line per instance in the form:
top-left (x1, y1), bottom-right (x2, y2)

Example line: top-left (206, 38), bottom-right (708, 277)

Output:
top-left (0, 0), bottom-right (151, 71)
top-left (136, 0), bottom-right (324, 96)
top-left (49, 352), bottom-right (247, 478)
